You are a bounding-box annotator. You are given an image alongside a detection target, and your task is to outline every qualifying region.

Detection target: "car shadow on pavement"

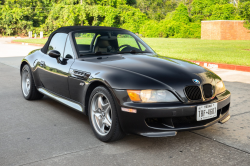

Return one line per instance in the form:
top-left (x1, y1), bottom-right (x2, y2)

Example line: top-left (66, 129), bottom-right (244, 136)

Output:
top-left (40, 96), bottom-right (90, 126)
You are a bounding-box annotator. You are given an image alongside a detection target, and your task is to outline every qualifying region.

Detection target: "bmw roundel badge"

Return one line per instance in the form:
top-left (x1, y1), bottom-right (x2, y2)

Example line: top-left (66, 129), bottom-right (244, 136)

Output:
top-left (192, 79), bottom-right (200, 84)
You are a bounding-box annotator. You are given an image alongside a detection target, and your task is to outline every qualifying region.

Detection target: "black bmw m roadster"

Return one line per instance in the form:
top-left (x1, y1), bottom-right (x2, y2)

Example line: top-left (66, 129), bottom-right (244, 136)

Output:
top-left (20, 26), bottom-right (231, 142)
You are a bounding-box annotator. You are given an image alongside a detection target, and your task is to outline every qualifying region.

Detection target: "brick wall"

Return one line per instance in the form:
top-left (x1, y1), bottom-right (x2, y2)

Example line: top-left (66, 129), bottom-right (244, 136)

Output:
top-left (201, 20), bottom-right (250, 40)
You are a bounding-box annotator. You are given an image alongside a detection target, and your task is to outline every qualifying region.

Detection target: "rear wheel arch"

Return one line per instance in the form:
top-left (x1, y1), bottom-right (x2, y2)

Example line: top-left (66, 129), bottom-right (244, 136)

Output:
top-left (21, 64), bottom-right (44, 100)
top-left (20, 61), bottom-right (29, 75)
top-left (20, 61), bottom-right (38, 87)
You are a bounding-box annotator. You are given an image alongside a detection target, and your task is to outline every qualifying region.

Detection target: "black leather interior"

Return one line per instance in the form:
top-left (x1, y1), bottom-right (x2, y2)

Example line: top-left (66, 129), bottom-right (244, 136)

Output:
top-left (94, 36), bottom-right (110, 53)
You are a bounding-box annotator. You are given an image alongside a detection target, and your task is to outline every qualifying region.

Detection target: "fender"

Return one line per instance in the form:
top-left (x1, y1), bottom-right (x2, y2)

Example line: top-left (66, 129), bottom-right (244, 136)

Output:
top-left (20, 49), bottom-right (44, 88)
top-left (68, 59), bottom-right (183, 109)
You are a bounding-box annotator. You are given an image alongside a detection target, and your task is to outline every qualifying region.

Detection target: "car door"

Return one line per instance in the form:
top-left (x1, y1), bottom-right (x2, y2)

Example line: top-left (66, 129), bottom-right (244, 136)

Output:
top-left (68, 32), bottom-right (97, 103)
top-left (38, 33), bottom-right (75, 98)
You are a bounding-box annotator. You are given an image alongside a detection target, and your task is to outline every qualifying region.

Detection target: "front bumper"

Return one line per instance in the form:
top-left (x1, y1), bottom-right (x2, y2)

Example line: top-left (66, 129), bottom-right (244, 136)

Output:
top-left (112, 89), bottom-right (231, 137)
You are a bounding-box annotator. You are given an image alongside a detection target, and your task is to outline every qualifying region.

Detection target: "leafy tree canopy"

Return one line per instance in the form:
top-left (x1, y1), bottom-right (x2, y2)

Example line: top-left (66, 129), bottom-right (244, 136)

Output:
top-left (1, 0), bottom-right (250, 38)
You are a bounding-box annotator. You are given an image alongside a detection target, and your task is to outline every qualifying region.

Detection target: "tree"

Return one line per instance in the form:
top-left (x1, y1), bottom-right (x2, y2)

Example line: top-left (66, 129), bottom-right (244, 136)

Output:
top-left (133, 0), bottom-right (178, 21)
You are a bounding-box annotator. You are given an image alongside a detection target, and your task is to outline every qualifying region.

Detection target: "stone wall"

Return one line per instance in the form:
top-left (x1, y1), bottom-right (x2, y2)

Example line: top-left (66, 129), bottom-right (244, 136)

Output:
top-left (201, 20), bottom-right (250, 40)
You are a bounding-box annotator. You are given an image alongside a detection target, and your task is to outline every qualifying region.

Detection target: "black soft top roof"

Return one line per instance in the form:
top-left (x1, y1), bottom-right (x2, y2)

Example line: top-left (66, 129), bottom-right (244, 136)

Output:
top-left (54, 26), bottom-right (124, 33)
top-left (41, 26), bottom-right (126, 53)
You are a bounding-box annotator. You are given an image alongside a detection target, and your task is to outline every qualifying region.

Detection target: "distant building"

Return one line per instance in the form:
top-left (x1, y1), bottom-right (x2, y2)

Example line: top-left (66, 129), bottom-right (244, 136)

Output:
top-left (201, 20), bottom-right (250, 40)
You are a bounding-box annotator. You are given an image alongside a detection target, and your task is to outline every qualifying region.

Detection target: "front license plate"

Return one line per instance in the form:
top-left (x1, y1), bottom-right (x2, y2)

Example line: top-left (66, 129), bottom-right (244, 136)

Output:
top-left (197, 103), bottom-right (217, 121)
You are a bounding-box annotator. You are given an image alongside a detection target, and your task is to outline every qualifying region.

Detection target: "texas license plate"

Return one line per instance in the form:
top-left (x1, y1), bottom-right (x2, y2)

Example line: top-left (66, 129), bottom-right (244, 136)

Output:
top-left (197, 103), bottom-right (217, 121)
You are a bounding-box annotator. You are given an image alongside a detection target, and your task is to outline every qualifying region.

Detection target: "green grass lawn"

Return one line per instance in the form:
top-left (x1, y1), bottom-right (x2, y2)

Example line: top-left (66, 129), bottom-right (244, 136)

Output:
top-left (13, 38), bottom-right (250, 66)
top-left (14, 39), bottom-right (48, 45)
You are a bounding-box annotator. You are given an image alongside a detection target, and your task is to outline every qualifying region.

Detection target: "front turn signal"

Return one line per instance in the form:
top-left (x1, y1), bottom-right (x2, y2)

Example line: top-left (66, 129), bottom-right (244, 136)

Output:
top-left (127, 90), bottom-right (141, 102)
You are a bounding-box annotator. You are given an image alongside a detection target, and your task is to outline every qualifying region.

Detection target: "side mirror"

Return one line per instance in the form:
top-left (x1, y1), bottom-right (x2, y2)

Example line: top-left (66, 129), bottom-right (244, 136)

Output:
top-left (48, 50), bottom-right (61, 58)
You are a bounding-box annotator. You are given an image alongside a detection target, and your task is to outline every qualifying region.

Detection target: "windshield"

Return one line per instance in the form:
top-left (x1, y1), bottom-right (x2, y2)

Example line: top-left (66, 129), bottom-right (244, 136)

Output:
top-left (73, 30), bottom-right (155, 57)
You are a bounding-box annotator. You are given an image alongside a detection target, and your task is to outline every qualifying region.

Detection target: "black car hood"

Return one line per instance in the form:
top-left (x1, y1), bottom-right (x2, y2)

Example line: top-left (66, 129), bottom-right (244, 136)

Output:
top-left (97, 54), bottom-right (220, 84)
top-left (92, 54), bottom-right (222, 101)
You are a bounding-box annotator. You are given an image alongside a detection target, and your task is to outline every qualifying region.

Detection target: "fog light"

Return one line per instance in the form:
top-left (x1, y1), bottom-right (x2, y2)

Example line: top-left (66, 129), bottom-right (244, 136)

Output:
top-left (121, 107), bottom-right (137, 113)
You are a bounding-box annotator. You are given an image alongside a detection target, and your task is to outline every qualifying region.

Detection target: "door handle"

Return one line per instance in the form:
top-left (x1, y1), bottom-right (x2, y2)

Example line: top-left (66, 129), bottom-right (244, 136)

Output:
top-left (40, 61), bottom-right (45, 67)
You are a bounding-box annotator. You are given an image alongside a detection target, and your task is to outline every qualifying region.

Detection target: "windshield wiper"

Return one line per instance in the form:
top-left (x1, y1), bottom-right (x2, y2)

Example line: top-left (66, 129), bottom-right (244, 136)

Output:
top-left (80, 50), bottom-right (150, 57)
top-left (80, 52), bottom-right (115, 56)
top-left (117, 50), bottom-right (150, 54)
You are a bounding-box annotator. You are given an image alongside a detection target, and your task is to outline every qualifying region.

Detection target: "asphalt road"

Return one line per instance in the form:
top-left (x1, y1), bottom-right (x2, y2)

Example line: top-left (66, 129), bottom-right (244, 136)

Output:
top-left (0, 38), bottom-right (250, 166)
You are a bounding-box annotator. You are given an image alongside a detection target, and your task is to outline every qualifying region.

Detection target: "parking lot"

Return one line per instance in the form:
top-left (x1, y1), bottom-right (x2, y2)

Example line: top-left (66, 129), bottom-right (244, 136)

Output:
top-left (0, 38), bottom-right (250, 166)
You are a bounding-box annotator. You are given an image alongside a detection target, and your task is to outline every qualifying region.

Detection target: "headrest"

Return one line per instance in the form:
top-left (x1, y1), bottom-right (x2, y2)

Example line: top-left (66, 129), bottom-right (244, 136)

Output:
top-left (99, 36), bottom-right (117, 40)
top-left (96, 38), bottom-right (110, 48)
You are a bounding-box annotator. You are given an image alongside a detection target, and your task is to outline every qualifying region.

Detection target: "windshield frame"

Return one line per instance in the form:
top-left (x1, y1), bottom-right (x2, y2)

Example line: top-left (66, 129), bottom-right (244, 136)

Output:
top-left (72, 29), bottom-right (155, 58)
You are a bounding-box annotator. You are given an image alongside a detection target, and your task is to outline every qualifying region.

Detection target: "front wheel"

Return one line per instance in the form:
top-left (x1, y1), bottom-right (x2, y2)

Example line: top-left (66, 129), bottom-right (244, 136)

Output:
top-left (88, 86), bottom-right (125, 142)
top-left (21, 64), bottom-right (44, 100)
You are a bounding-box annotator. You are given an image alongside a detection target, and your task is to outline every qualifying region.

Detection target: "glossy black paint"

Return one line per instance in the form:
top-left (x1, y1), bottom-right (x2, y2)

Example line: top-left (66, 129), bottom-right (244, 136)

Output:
top-left (113, 89), bottom-right (230, 135)
top-left (20, 26), bottom-right (231, 137)
top-left (48, 50), bottom-right (61, 58)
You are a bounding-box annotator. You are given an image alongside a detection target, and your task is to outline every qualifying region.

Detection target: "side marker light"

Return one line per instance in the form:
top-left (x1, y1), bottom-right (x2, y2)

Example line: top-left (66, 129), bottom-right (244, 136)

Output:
top-left (121, 107), bottom-right (137, 113)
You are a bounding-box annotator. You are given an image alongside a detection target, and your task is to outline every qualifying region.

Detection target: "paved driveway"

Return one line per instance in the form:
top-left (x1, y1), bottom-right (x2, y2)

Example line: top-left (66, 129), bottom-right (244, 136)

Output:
top-left (0, 38), bottom-right (250, 166)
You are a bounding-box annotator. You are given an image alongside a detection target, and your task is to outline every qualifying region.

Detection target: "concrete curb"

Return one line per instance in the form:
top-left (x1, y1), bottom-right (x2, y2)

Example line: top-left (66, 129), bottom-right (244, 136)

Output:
top-left (189, 60), bottom-right (250, 72)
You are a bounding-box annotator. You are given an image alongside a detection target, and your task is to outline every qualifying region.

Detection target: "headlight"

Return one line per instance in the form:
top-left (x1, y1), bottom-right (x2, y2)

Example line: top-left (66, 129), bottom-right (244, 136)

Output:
top-left (127, 90), bottom-right (179, 103)
top-left (215, 81), bottom-right (226, 95)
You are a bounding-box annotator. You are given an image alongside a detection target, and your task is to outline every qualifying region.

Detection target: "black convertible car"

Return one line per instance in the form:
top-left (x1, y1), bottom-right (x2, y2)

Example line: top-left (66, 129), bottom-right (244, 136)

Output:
top-left (20, 26), bottom-right (231, 142)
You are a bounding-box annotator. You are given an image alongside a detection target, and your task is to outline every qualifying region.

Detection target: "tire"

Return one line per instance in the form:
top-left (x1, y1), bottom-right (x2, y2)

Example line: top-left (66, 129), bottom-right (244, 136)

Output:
top-left (88, 86), bottom-right (125, 142)
top-left (21, 64), bottom-right (44, 100)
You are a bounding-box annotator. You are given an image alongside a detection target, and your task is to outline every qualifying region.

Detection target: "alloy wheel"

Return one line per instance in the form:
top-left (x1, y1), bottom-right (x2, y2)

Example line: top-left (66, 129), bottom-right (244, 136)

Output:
top-left (22, 68), bottom-right (31, 97)
top-left (90, 92), bottom-right (112, 136)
